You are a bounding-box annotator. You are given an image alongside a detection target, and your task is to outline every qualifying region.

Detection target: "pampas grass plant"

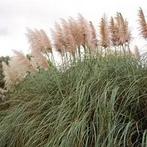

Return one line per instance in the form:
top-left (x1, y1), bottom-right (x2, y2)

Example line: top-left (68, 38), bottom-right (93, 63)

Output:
top-left (2, 9), bottom-right (147, 147)
top-left (1, 54), bottom-right (147, 147)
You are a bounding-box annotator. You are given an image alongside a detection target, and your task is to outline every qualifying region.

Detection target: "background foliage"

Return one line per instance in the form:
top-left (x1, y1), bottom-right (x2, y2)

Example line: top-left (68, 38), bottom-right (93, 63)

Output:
top-left (0, 56), bottom-right (9, 88)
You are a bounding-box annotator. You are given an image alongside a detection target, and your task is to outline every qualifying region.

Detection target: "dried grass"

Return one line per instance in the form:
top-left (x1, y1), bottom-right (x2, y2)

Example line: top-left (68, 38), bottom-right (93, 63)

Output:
top-left (2, 50), bottom-right (36, 89)
top-left (60, 18), bottom-right (77, 56)
top-left (52, 22), bottom-right (65, 54)
top-left (138, 8), bottom-right (147, 39)
top-left (115, 13), bottom-right (131, 45)
top-left (99, 15), bottom-right (110, 48)
top-left (26, 29), bottom-right (52, 54)
top-left (109, 17), bottom-right (120, 46)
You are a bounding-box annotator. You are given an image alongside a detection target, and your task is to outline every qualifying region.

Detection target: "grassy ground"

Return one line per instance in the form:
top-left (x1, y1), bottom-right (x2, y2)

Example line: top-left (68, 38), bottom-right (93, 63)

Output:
top-left (0, 54), bottom-right (147, 147)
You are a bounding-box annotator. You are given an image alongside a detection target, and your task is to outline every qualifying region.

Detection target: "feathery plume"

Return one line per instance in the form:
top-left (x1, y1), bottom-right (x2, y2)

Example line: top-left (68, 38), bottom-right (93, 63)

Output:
top-left (78, 14), bottom-right (90, 48)
top-left (52, 23), bottom-right (65, 54)
top-left (26, 29), bottom-right (52, 54)
top-left (116, 13), bottom-right (131, 45)
top-left (39, 29), bottom-right (52, 53)
top-left (60, 18), bottom-right (76, 56)
top-left (2, 61), bottom-right (17, 89)
top-left (109, 17), bottom-right (119, 46)
top-left (99, 16), bottom-right (110, 48)
top-left (13, 50), bottom-right (35, 72)
top-left (2, 50), bottom-right (36, 89)
top-left (87, 21), bottom-right (98, 49)
top-left (138, 8), bottom-right (147, 39)
top-left (26, 29), bottom-right (42, 53)
top-left (68, 17), bottom-right (82, 48)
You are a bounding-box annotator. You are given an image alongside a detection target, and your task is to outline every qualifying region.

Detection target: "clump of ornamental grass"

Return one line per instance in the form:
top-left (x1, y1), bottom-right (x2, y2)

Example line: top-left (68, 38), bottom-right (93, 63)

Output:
top-left (1, 9), bottom-right (147, 146)
top-left (0, 53), bottom-right (147, 147)
top-left (2, 29), bottom-right (53, 90)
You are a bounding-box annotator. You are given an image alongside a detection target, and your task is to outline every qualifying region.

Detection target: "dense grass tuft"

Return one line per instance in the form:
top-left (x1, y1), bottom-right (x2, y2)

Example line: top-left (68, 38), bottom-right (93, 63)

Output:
top-left (1, 54), bottom-right (147, 146)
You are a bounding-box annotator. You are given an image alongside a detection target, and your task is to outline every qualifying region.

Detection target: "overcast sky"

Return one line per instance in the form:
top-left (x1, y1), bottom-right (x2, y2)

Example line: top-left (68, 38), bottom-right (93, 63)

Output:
top-left (0, 0), bottom-right (147, 56)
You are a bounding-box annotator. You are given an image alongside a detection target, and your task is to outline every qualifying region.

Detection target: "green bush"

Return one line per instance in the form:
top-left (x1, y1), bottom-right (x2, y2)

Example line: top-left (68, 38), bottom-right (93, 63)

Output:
top-left (0, 54), bottom-right (147, 147)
